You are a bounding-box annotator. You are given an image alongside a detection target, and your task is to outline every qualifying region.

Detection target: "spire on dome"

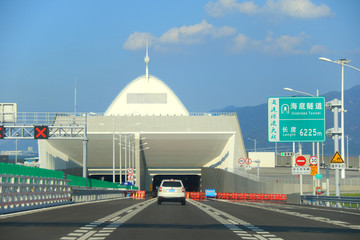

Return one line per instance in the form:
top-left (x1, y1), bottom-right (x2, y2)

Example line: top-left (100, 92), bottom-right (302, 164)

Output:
top-left (144, 41), bottom-right (150, 82)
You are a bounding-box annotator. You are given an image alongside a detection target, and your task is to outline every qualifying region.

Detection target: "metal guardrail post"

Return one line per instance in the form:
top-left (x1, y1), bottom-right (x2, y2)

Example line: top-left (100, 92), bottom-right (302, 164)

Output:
top-left (301, 195), bottom-right (360, 209)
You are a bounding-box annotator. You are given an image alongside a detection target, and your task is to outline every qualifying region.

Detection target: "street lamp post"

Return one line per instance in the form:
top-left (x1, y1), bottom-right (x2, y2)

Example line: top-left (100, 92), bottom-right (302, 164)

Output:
top-left (319, 57), bottom-right (360, 169)
top-left (319, 57), bottom-right (359, 199)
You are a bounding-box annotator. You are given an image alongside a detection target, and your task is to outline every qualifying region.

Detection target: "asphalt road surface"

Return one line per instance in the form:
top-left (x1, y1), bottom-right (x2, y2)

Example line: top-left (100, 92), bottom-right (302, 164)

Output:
top-left (1, 197), bottom-right (359, 240)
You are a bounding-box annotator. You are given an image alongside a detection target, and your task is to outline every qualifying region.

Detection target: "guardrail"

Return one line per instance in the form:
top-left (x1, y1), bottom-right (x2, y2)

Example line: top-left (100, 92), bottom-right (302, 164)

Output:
top-left (0, 174), bottom-right (71, 214)
top-left (0, 163), bottom-right (138, 214)
top-left (71, 188), bottom-right (127, 202)
top-left (301, 195), bottom-right (360, 209)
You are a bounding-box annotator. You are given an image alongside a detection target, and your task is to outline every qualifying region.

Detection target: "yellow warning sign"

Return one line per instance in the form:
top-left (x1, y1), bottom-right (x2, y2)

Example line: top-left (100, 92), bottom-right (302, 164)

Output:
top-left (330, 151), bottom-right (344, 163)
top-left (310, 166), bottom-right (318, 176)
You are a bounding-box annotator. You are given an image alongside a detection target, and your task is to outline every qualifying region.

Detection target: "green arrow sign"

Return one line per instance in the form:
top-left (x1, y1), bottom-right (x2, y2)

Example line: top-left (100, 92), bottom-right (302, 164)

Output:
top-left (268, 97), bottom-right (326, 142)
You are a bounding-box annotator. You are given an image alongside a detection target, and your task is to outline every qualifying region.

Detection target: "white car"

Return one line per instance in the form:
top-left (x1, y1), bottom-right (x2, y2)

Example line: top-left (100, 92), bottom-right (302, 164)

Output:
top-left (157, 179), bottom-right (186, 205)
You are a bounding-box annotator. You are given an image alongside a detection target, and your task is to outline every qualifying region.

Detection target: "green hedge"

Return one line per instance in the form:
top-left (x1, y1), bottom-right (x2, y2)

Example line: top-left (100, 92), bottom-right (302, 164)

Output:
top-left (0, 162), bottom-right (64, 179)
top-left (0, 162), bottom-right (138, 190)
top-left (67, 174), bottom-right (137, 190)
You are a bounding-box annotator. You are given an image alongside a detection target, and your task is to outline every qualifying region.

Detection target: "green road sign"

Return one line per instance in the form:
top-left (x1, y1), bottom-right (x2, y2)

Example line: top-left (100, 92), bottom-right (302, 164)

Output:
top-left (268, 97), bottom-right (326, 142)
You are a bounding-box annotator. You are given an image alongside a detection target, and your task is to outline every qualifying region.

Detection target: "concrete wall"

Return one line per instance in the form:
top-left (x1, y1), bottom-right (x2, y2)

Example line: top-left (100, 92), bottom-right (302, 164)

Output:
top-left (248, 152), bottom-right (275, 168)
top-left (201, 167), bottom-right (360, 195)
top-left (201, 167), bottom-right (315, 194)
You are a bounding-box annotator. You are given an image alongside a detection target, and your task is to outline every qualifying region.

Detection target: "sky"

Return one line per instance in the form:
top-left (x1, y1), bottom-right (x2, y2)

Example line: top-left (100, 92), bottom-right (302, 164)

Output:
top-left (1, 0), bottom-right (360, 113)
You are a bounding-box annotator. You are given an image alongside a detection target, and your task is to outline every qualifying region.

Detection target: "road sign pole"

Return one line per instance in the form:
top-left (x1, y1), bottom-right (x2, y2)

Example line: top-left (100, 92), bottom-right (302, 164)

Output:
top-left (299, 145), bottom-right (303, 195)
top-left (335, 169), bottom-right (340, 197)
top-left (312, 143), bottom-right (315, 195)
top-left (334, 106), bottom-right (340, 197)
top-left (292, 142), bottom-right (295, 167)
top-left (317, 141), bottom-right (320, 189)
top-left (326, 167), bottom-right (330, 196)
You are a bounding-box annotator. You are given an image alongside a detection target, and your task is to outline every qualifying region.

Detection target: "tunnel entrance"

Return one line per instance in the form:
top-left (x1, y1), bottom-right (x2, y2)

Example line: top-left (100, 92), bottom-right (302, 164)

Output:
top-left (152, 175), bottom-right (201, 193)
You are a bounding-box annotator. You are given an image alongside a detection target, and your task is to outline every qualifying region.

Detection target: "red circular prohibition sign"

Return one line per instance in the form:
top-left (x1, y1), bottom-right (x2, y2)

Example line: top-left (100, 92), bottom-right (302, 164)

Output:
top-left (296, 156), bottom-right (306, 166)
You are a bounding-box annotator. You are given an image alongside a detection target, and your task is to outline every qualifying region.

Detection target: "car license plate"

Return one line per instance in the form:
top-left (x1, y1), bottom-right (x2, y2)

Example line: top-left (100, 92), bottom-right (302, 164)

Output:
top-left (168, 189), bottom-right (175, 192)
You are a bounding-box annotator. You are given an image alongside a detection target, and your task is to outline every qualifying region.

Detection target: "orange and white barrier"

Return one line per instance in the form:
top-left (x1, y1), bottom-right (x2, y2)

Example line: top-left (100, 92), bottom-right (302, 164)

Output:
top-left (215, 192), bottom-right (287, 202)
top-left (132, 191), bottom-right (146, 199)
top-left (187, 192), bottom-right (206, 201)
top-left (185, 191), bottom-right (287, 202)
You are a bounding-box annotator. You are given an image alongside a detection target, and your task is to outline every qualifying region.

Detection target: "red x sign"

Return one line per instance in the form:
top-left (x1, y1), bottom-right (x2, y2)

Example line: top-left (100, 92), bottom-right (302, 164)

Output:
top-left (0, 126), bottom-right (4, 139)
top-left (34, 126), bottom-right (49, 139)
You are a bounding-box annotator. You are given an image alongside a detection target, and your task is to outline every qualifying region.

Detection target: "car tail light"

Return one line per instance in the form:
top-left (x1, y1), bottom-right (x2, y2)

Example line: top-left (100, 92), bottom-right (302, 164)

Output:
top-left (182, 188), bottom-right (185, 192)
top-left (159, 187), bottom-right (162, 192)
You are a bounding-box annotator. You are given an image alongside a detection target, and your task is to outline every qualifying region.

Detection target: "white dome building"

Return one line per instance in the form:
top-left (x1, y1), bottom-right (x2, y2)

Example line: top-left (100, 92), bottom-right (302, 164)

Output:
top-left (38, 51), bottom-right (247, 191)
top-left (105, 75), bottom-right (188, 116)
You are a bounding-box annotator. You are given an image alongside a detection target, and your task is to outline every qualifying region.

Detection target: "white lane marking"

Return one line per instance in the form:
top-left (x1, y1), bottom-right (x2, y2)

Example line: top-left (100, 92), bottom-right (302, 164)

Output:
top-left (218, 199), bottom-right (360, 231)
top-left (93, 233), bottom-right (111, 236)
top-left (81, 227), bottom-right (94, 230)
top-left (110, 216), bottom-right (120, 221)
top-left (188, 199), bottom-right (283, 240)
top-left (98, 229), bottom-right (113, 233)
top-left (254, 234), bottom-right (268, 240)
top-left (77, 230), bottom-right (97, 240)
top-left (68, 233), bottom-right (83, 236)
top-left (61, 198), bottom-right (156, 239)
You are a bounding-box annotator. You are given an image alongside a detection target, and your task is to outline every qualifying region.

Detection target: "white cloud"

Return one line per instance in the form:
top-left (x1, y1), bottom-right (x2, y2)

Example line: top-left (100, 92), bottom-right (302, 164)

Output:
top-left (123, 32), bottom-right (155, 50)
top-left (266, 0), bottom-right (332, 19)
top-left (231, 31), bottom-right (320, 55)
top-left (123, 20), bottom-right (236, 50)
top-left (233, 33), bottom-right (250, 51)
top-left (123, 21), bottom-right (324, 56)
top-left (159, 20), bottom-right (213, 44)
top-left (309, 44), bottom-right (329, 54)
top-left (205, 0), bottom-right (332, 19)
top-left (205, 0), bottom-right (259, 17)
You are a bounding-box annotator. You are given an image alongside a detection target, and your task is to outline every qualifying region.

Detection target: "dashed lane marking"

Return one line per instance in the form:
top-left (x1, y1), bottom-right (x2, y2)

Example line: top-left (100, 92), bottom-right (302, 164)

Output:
top-left (77, 231), bottom-right (97, 240)
top-left (188, 199), bottom-right (283, 240)
top-left (60, 199), bottom-right (156, 240)
top-left (217, 199), bottom-right (360, 231)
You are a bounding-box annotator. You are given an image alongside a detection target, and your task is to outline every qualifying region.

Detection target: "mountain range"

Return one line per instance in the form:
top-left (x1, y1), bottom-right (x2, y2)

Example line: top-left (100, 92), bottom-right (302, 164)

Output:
top-left (212, 84), bottom-right (360, 156)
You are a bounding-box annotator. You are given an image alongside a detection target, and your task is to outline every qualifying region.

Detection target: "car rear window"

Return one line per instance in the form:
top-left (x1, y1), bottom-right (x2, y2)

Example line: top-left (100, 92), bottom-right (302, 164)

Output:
top-left (162, 181), bottom-right (182, 187)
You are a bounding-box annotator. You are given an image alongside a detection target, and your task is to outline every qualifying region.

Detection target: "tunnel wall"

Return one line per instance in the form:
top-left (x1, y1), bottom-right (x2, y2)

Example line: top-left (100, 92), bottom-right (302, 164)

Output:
top-left (200, 167), bottom-right (314, 194)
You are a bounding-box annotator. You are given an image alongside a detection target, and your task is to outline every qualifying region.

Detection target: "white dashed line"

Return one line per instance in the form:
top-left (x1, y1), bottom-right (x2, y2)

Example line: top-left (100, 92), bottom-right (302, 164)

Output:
top-left (60, 199), bottom-right (156, 240)
top-left (188, 199), bottom-right (283, 240)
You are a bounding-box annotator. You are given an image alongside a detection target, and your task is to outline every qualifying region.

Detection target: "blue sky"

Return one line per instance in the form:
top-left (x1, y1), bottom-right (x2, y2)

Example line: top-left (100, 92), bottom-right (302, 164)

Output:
top-left (1, 0), bottom-right (359, 113)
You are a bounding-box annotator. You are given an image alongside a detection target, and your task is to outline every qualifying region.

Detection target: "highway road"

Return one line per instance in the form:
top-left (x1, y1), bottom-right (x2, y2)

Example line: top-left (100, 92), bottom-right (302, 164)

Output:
top-left (1, 197), bottom-right (359, 240)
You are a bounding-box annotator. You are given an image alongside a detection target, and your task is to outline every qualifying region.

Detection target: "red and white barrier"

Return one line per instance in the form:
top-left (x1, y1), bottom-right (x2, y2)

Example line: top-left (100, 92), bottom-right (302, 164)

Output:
top-left (186, 191), bottom-right (287, 202)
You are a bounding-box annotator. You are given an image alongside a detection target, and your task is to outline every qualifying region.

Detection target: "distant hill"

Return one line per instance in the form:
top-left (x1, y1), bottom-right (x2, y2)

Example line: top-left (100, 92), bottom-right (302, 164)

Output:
top-left (211, 84), bottom-right (360, 156)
